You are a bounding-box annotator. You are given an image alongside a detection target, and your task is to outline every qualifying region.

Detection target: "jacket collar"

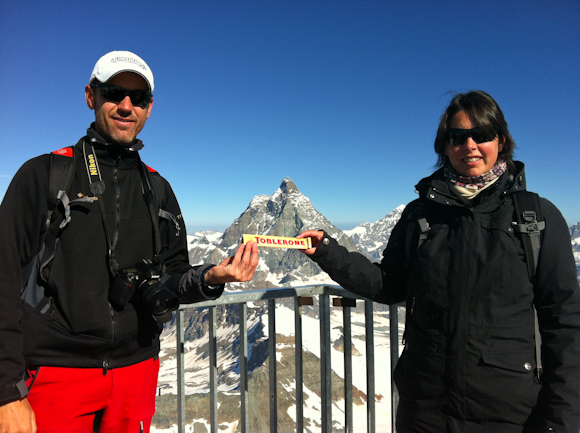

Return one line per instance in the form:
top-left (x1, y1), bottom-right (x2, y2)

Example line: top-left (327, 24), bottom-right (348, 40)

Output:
top-left (415, 161), bottom-right (527, 209)
top-left (86, 123), bottom-right (144, 151)
top-left (76, 124), bottom-right (144, 169)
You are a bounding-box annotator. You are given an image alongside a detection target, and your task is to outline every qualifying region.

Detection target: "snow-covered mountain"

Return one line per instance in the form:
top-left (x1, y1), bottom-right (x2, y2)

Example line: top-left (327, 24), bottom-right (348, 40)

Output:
top-left (571, 222), bottom-right (580, 239)
top-left (571, 222), bottom-right (580, 282)
top-left (188, 177), bottom-right (359, 289)
top-left (343, 205), bottom-right (405, 261)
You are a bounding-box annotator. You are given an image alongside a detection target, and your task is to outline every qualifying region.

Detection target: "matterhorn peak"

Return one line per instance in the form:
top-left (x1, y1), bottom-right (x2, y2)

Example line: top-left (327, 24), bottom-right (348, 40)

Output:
top-left (279, 177), bottom-right (300, 194)
top-left (188, 177), bottom-right (360, 288)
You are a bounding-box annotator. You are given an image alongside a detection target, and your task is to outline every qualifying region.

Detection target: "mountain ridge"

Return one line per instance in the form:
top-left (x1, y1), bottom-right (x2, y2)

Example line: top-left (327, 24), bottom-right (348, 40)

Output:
top-left (188, 177), bottom-right (361, 289)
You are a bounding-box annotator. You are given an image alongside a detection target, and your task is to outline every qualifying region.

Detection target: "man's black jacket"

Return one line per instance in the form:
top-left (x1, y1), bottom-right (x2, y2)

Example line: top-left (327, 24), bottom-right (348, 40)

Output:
top-left (0, 127), bottom-right (222, 406)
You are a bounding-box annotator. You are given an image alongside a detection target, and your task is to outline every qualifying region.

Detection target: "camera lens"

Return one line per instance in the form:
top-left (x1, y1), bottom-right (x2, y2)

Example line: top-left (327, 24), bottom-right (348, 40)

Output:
top-left (138, 279), bottom-right (179, 323)
top-left (109, 259), bottom-right (179, 322)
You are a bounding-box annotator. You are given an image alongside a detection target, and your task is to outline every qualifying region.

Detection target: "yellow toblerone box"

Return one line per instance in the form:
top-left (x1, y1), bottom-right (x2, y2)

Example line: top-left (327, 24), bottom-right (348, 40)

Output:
top-left (242, 234), bottom-right (312, 249)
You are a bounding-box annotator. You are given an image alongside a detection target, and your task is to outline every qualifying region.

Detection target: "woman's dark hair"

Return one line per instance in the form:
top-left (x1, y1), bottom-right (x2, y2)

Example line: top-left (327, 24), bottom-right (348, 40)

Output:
top-left (434, 90), bottom-right (516, 173)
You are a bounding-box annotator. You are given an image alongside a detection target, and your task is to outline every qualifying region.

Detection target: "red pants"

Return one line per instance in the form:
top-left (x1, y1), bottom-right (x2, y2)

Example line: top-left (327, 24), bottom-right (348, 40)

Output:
top-left (26, 358), bottom-right (159, 433)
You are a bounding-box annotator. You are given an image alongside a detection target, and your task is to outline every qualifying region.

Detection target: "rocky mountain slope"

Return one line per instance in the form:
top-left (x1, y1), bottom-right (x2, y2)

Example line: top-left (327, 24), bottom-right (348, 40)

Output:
top-left (343, 205), bottom-right (405, 262)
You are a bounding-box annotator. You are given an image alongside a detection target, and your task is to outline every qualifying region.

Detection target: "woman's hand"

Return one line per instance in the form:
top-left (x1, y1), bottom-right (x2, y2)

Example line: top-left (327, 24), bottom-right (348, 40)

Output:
top-left (296, 230), bottom-right (324, 256)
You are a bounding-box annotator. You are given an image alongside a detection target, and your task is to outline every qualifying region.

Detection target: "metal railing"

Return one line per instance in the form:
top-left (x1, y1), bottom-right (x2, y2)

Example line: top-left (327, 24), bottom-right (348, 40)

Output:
top-left (172, 285), bottom-right (403, 433)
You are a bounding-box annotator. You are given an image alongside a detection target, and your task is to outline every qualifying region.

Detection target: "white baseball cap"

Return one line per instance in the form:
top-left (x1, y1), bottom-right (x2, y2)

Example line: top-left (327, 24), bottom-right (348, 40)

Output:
top-left (90, 51), bottom-right (154, 91)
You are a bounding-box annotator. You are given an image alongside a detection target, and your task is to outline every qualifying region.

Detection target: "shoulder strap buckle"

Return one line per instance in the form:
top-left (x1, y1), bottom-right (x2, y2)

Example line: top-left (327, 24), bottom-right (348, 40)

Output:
top-left (519, 210), bottom-right (546, 234)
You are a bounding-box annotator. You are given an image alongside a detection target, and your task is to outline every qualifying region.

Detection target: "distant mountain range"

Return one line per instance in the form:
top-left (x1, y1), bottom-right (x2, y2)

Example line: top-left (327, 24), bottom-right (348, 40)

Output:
top-left (571, 222), bottom-right (580, 280)
top-left (343, 204), bottom-right (405, 262)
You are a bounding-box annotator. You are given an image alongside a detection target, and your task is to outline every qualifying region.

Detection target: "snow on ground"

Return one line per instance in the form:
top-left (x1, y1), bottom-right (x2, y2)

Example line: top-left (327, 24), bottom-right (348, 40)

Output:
top-left (158, 311), bottom-right (263, 395)
top-left (262, 304), bottom-right (395, 432)
top-left (187, 231), bottom-right (223, 244)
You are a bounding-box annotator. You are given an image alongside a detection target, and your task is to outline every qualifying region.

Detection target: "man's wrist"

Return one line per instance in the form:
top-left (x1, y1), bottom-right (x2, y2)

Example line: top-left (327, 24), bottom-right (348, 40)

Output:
top-left (201, 266), bottom-right (221, 290)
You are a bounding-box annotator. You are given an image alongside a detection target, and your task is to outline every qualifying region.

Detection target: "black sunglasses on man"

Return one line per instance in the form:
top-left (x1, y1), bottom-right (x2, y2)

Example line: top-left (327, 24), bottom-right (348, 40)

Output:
top-left (91, 83), bottom-right (153, 109)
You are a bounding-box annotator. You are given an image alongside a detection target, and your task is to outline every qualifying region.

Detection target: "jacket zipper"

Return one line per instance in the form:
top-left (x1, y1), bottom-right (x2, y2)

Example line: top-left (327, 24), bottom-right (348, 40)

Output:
top-left (113, 155), bottom-right (122, 258)
top-left (104, 155), bottom-right (123, 376)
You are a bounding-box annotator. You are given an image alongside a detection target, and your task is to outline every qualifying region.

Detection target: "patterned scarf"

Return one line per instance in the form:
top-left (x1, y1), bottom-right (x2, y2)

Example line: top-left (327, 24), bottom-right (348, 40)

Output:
top-left (444, 160), bottom-right (507, 191)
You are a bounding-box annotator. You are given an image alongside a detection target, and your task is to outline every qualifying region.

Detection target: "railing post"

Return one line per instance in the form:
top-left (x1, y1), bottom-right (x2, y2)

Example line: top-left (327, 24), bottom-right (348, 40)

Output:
top-left (209, 306), bottom-right (218, 433)
top-left (365, 300), bottom-right (376, 433)
top-left (295, 297), bottom-right (312, 432)
top-left (268, 299), bottom-right (278, 433)
top-left (389, 304), bottom-right (400, 433)
top-left (320, 293), bottom-right (332, 432)
top-left (334, 297), bottom-right (356, 433)
top-left (177, 309), bottom-right (185, 433)
top-left (239, 303), bottom-right (249, 433)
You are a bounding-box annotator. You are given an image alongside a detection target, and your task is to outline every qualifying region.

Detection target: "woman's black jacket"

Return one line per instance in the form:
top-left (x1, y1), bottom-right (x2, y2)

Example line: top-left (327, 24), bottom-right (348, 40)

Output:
top-left (309, 162), bottom-right (580, 433)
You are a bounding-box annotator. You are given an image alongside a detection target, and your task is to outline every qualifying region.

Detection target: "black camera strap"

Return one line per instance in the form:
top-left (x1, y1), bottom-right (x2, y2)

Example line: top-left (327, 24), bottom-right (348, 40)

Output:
top-left (83, 141), bottom-right (119, 275)
top-left (82, 141), bottom-right (165, 276)
top-left (136, 159), bottom-right (166, 272)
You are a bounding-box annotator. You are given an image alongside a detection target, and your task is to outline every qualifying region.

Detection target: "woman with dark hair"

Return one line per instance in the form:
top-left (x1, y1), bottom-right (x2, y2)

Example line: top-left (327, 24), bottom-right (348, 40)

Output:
top-left (298, 91), bottom-right (580, 432)
top-left (434, 91), bottom-right (516, 173)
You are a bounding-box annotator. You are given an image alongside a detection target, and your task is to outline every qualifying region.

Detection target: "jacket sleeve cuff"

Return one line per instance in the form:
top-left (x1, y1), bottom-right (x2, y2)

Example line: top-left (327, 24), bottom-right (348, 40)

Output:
top-left (0, 379), bottom-right (28, 407)
top-left (310, 231), bottom-right (335, 260)
top-left (173, 265), bottom-right (224, 304)
top-left (200, 266), bottom-right (225, 298)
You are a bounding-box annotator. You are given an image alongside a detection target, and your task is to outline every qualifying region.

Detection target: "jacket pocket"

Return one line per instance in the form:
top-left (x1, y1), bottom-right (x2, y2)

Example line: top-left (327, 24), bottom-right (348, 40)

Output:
top-left (467, 351), bottom-right (540, 423)
top-left (481, 352), bottom-right (536, 374)
top-left (394, 334), bottom-right (445, 406)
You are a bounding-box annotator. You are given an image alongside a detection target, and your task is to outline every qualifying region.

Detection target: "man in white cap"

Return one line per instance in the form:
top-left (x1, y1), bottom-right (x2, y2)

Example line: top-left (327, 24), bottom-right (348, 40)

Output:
top-left (0, 51), bottom-right (259, 432)
top-left (86, 51), bottom-right (156, 145)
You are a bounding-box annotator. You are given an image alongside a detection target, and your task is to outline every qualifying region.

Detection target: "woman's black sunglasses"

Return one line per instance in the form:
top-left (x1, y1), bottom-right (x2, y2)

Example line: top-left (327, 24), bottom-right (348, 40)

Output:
top-left (447, 128), bottom-right (498, 146)
top-left (91, 83), bottom-right (152, 108)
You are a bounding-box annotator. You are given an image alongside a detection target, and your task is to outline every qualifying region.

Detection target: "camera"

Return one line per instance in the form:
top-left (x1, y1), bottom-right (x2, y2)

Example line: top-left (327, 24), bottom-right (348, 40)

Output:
top-left (109, 259), bottom-right (179, 323)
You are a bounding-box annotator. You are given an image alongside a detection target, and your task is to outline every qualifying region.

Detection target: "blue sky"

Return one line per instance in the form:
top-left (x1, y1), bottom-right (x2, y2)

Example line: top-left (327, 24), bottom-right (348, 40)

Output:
top-left (1, 1), bottom-right (578, 232)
